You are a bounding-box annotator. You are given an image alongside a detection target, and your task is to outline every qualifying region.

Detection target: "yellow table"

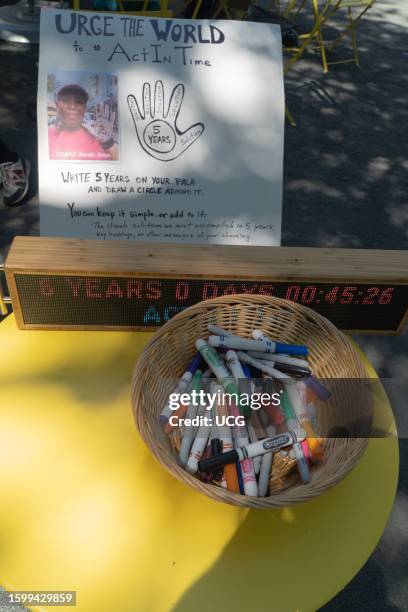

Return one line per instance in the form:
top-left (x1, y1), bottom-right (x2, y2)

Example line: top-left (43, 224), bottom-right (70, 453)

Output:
top-left (0, 314), bottom-right (398, 612)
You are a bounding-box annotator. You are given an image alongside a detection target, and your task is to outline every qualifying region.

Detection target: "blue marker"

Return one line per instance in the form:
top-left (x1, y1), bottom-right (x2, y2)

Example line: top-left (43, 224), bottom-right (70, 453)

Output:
top-left (305, 375), bottom-right (331, 401)
top-left (208, 335), bottom-right (308, 357)
top-left (241, 363), bottom-right (253, 379)
top-left (236, 461), bottom-right (245, 494)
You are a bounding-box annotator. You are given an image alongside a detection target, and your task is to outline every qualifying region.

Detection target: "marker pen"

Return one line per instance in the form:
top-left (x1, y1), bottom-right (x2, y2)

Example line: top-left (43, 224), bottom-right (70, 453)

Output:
top-left (195, 339), bottom-right (250, 417)
top-left (178, 413), bottom-right (204, 469)
top-left (226, 349), bottom-right (253, 413)
top-left (252, 331), bottom-right (328, 398)
top-left (258, 407), bottom-right (269, 429)
top-left (236, 462), bottom-right (245, 494)
top-left (201, 367), bottom-right (213, 381)
top-left (249, 407), bottom-right (266, 437)
top-left (284, 381), bottom-right (323, 462)
top-left (209, 335), bottom-right (308, 357)
top-left (178, 371), bottom-right (204, 466)
top-left (261, 400), bottom-right (286, 432)
top-left (210, 438), bottom-right (223, 476)
top-left (302, 439), bottom-right (311, 462)
top-left (186, 406), bottom-right (212, 474)
top-left (241, 362), bottom-right (262, 475)
top-left (212, 382), bottom-right (240, 493)
top-left (226, 350), bottom-right (246, 380)
top-left (237, 351), bottom-right (291, 381)
top-left (159, 352), bottom-right (202, 424)
top-left (306, 402), bottom-right (318, 430)
top-left (229, 400), bottom-right (258, 496)
top-left (247, 353), bottom-right (311, 377)
top-left (241, 363), bottom-right (255, 381)
top-left (273, 362), bottom-right (311, 378)
top-left (207, 324), bottom-right (235, 337)
top-left (163, 396), bottom-right (190, 434)
top-left (198, 430), bottom-right (305, 472)
top-left (280, 391), bottom-right (310, 483)
top-left (164, 369), bottom-right (203, 434)
top-left (251, 329), bottom-right (270, 342)
top-left (198, 443), bottom-right (213, 483)
top-left (251, 330), bottom-right (310, 365)
top-left (223, 349), bottom-right (306, 379)
top-left (247, 420), bottom-right (261, 475)
top-left (247, 352), bottom-right (310, 369)
top-left (257, 423), bottom-right (276, 497)
top-left (209, 415), bottom-right (220, 445)
top-left (224, 462), bottom-right (240, 492)
top-left (208, 412), bottom-right (223, 482)
top-left (304, 375), bottom-right (331, 401)
top-left (296, 380), bottom-right (319, 430)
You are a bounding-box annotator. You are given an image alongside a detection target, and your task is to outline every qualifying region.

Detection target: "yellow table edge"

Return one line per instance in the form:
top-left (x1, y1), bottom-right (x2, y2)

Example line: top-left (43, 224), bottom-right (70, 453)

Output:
top-left (0, 315), bottom-right (399, 612)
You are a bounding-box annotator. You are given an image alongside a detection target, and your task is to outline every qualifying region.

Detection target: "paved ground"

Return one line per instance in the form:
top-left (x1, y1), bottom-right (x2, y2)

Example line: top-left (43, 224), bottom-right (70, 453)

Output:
top-left (0, 1), bottom-right (407, 610)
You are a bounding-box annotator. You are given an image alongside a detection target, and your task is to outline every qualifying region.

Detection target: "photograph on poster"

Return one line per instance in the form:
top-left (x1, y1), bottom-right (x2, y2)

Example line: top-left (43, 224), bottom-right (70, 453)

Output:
top-left (47, 70), bottom-right (119, 162)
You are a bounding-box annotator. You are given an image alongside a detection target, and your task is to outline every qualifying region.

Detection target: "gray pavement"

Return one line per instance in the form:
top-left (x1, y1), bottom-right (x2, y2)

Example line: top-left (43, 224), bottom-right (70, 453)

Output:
top-left (0, 1), bottom-right (407, 610)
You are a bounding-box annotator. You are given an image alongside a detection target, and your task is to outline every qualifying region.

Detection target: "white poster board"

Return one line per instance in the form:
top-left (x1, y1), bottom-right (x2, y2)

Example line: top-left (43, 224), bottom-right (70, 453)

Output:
top-left (38, 9), bottom-right (284, 246)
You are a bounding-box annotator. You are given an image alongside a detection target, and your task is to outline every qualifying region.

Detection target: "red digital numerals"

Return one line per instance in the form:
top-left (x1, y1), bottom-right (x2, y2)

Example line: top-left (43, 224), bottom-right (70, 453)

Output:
top-left (284, 285), bottom-right (394, 306)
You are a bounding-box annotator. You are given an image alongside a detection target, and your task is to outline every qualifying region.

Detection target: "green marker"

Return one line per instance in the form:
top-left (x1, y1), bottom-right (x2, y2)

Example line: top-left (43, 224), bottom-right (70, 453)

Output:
top-left (280, 390), bottom-right (296, 425)
top-left (195, 339), bottom-right (251, 417)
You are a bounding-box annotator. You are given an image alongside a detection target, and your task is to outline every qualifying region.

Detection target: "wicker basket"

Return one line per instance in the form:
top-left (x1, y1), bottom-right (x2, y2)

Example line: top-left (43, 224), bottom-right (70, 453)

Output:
top-left (131, 295), bottom-right (372, 508)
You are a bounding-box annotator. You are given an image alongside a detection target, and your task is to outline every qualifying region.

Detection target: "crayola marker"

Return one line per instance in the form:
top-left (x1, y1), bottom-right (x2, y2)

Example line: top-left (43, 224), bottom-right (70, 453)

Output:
top-left (198, 429), bottom-right (306, 472)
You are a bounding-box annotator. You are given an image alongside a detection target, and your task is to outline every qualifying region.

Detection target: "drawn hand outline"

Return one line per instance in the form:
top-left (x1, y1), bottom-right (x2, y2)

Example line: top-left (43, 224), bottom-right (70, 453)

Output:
top-left (127, 81), bottom-right (204, 162)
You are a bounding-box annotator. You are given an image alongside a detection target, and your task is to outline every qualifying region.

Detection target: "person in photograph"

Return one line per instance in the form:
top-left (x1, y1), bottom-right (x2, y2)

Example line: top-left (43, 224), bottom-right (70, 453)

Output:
top-left (48, 84), bottom-right (119, 161)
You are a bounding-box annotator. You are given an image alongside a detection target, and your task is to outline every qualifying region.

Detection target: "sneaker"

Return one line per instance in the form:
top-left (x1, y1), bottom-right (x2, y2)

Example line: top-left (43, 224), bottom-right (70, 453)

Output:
top-left (0, 157), bottom-right (31, 206)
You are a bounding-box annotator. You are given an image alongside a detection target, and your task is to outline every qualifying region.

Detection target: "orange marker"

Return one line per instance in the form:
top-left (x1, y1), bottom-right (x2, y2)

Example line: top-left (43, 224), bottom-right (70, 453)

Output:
top-left (212, 382), bottom-right (241, 493)
top-left (224, 463), bottom-right (241, 493)
top-left (164, 399), bottom-right (190, 434)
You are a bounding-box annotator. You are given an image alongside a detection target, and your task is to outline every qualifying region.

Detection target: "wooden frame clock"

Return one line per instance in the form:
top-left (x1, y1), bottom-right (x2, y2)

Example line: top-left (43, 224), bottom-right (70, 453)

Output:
top-left (3, 236), bottom-right (408, 334)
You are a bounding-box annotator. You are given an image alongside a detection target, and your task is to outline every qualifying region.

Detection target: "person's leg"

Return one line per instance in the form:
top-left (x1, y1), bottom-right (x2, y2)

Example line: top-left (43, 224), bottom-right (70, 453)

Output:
top-left (0, 138), bottom-right (30, 207)
top-left (0, 138), bottom-right (19, 164)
